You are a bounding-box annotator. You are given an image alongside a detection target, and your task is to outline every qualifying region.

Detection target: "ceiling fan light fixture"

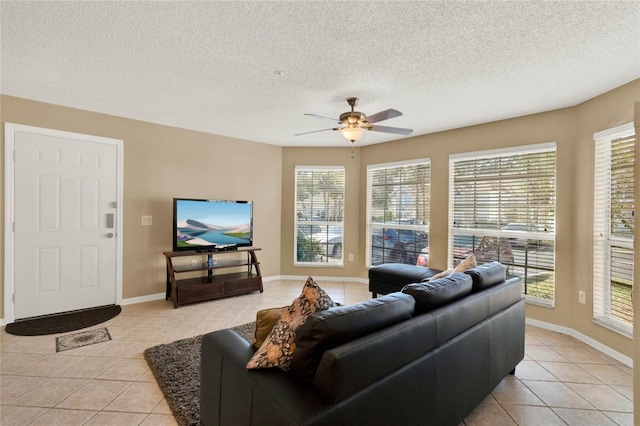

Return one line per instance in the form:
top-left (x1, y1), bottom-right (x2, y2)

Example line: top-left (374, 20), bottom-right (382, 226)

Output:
top-left (298, 98), bottom-right (412, 143)
top-left (341, 126), bottom-right (363, 143)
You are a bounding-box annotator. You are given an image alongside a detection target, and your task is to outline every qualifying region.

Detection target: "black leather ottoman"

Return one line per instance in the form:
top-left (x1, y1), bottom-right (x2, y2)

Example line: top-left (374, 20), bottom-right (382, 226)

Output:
top-left (369, 263), bottom-right (441, 297)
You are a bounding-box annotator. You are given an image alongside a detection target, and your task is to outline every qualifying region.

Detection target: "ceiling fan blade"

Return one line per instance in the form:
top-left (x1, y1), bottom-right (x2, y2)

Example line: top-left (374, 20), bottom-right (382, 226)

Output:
top-left (304, 113), bottom-right (341, 124)
top-left (365, 109), bottom-right (402, 124)
top-left (295, 127), bottom-right (340, 136)
top-left (369, 125), bottom-right (413, 135)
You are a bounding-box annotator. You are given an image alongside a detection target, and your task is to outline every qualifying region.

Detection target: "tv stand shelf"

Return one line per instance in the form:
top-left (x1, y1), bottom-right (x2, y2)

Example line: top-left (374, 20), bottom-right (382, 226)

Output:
top-left (163, 247), bottom-right (263, 308)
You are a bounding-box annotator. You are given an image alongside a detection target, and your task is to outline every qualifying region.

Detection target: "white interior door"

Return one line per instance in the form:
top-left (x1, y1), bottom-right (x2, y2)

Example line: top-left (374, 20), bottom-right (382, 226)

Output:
top-left (5, 123), bottom-right (122, 320)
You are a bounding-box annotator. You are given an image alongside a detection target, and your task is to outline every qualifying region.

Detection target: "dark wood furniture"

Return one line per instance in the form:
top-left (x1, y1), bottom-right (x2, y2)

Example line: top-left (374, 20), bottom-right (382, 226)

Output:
top-left (163, 247), bottom-right (263, 308)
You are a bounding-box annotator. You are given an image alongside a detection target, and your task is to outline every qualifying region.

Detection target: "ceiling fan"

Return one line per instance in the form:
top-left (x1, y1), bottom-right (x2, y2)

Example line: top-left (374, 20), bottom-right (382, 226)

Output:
top-left (296, 97), bottom-right (413, 143)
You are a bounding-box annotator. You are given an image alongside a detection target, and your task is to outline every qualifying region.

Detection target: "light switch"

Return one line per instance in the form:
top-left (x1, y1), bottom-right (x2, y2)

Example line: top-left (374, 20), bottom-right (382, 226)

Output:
top-left (578, 291), bottom-right (586, 305)
top-left (141, 215), bottom-right (153, 226)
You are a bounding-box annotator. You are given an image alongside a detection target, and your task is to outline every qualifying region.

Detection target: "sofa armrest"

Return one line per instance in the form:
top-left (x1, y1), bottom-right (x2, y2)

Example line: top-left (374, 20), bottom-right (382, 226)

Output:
top-left (203, 329), bottom-right (255, 362)
top-left (200, 330), bottom-right (331, 426)
top-left (201, 330), bottom-right (255, 425)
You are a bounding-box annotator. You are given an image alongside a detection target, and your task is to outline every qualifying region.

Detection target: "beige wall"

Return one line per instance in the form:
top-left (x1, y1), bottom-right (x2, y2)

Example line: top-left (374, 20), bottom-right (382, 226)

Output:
top-left (570, 81), bottom-right (639, 355)
top-left (278, 79), bottom-right (639, 360)
top-left (0, 95), bottom-right (283, 318)
top-left (2, 79), bottom-right (638, 362)
top-left (280, 147), bottom-right (361, 277)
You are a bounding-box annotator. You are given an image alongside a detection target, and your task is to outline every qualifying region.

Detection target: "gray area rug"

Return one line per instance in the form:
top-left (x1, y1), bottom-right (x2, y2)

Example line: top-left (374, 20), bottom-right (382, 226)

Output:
top-left (143, 322), bottom-right (255, 426)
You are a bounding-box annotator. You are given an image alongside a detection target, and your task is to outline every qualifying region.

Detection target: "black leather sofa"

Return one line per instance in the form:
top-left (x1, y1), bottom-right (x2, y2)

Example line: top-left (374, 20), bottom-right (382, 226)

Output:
top-left (200, 262), bottom-right (524, 426)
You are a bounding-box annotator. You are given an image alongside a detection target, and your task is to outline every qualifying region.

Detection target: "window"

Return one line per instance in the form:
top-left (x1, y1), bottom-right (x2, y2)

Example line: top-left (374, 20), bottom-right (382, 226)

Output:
top-left (450, 144), bottom-right (556, 306)
top-left (593, 123), bottom-right (634, 337)
top-left (294, 166), bottom-right (345, 266)
top-left (366, 159), bottom-right (430, 267)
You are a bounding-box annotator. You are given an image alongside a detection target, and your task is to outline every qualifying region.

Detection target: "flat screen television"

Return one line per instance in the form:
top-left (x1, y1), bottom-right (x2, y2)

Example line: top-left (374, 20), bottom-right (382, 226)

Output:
top-left (173, 198), bottom-right (253, 252)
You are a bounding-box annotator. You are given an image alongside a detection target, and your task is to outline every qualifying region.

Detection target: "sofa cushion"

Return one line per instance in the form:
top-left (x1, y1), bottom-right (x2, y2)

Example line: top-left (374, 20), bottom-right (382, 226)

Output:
top-left (246, 276), bottom-right (335, 371)
top-left (289, 292), bottom-right (415, 383)
top-left (464, 261), bottom-right (506, 291)
top-left (401, 272), bottom-right (473, 314)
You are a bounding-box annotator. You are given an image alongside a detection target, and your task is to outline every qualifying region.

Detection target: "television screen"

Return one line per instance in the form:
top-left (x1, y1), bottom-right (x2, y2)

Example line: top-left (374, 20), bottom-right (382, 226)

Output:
top-left (173, 198), bottom-right (253, 251)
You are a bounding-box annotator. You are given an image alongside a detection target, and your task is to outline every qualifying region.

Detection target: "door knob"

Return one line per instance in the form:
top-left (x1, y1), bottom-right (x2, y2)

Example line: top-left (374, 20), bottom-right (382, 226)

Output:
top-left (107, 233), bottom-right (114, 238)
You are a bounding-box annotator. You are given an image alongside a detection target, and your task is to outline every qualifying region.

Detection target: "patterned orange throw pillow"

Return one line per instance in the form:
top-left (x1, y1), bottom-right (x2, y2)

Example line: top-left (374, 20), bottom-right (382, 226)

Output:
top-left (246, 276), bottom-right (335, 371)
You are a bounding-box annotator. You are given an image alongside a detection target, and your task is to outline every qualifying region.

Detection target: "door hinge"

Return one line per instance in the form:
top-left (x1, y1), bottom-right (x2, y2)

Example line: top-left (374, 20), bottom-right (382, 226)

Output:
top-left (12, 293), bottom-right (15, 303)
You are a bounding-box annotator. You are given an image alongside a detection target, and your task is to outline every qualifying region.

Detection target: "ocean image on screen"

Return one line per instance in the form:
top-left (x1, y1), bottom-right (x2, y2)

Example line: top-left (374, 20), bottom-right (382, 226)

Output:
top-left (176, 200), bottom-right (252, 248)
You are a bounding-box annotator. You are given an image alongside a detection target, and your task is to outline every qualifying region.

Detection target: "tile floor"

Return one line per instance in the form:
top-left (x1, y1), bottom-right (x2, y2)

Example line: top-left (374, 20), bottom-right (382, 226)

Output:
top-left (0, 279), bottom-right (634, 425)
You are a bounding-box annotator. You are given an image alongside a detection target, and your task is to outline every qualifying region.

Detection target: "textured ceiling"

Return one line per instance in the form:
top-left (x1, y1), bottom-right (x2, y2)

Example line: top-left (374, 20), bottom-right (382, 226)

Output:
top-left (1, 1), bottom-right (639, 147)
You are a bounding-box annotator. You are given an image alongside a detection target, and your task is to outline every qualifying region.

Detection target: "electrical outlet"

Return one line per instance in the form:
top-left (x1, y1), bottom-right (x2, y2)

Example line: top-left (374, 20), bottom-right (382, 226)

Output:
top-left (141, 215), bottom-right (152, 225)
top-left (348, 253), bottom-right (354, 261)
top-left (579, 290), bottom-right (586, 305)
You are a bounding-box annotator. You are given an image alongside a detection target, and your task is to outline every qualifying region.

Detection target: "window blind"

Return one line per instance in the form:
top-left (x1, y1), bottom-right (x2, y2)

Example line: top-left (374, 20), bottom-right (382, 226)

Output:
top-left (294, 166), bottom-right (345, 266)
top-left (450, 144), bottom-right (556, 305)
top-left (365, 159), bottom-right (430, 267)
top-left (593, 123), bottom-right (634, 337)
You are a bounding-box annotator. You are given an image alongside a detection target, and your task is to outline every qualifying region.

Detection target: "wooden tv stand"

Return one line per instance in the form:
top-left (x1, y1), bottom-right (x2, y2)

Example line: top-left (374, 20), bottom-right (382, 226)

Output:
top-left (163, 247), bottom-right (263, 308)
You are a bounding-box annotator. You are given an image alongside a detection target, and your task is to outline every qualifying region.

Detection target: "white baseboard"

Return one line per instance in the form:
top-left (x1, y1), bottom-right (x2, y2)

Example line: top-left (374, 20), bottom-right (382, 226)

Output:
top-left (525, 318), bottom-right (633, 368)
top-left (1, 278), bottom-right (631, 369)
top-left (121, 292), bottom-right (167, 306)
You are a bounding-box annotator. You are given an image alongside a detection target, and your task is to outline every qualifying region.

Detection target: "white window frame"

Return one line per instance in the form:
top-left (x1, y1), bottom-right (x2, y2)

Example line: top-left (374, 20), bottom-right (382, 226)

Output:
top-left (365, 159), bottom-right (431, 268)
top-left (294, 166), bottom-right (345, 267)
top-left (593, 122), bottom-right (634, 338)
top-left (449, 143), bottom-right (557, 307)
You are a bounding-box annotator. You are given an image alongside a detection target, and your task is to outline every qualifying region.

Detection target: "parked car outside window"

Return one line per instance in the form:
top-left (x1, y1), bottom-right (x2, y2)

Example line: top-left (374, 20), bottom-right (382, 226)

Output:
top-left (416, 235), bottom-right (514, 268)
top-left (501, 223), bottom-right (553, 250)
top-left (314, 226), bottom-right (342, 257)
top-left (370, 228), bottom-right (428, 266)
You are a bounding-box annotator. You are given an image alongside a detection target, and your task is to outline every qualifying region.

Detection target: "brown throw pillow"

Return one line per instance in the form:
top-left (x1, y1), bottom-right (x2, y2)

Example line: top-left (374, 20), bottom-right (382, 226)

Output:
top-left (246, 276), bottom-right (335, 371)
top-left (252, 306), bottom-right (286, 349)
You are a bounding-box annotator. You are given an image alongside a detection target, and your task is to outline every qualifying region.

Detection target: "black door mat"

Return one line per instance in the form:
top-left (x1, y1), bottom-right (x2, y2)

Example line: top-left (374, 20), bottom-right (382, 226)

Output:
top-left (5, 305), bottom-right (122, 336)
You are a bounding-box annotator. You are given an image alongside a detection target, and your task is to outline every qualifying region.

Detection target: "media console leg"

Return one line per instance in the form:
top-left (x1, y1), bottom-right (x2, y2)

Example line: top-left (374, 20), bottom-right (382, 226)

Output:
top-left (165, 266), bottom-right (171, 300)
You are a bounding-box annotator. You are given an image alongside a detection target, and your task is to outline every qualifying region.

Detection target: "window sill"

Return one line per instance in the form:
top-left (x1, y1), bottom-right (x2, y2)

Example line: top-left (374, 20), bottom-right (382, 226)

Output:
top-left (593, 317), bottom-right (633, 340)
top-left (294, 263), bottom-right (344, 268)
top-left (525, 296), bottom-right (554, 308)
